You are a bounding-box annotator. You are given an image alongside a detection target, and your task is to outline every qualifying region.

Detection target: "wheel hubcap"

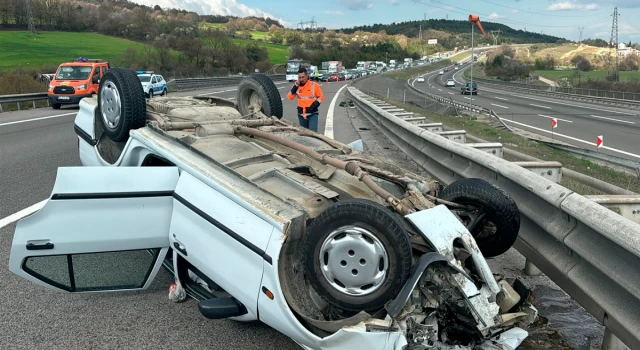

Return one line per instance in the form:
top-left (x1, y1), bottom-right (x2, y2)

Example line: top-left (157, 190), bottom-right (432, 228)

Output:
top-left (319, 225), bottom-right (389, 296)
top-left (100, 80), bottom-right (121, 130)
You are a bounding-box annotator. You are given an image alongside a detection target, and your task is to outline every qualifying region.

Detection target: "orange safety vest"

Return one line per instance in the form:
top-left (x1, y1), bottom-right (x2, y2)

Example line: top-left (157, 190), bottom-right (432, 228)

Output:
top-left (287, 81), bottom-right (325, 119)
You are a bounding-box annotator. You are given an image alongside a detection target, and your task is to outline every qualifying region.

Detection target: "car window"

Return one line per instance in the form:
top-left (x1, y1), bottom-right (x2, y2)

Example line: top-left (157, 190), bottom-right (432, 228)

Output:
top-left (100, 66), bottom-right (106, 76)
top-left (151, 76), bottom-right (157, 83)
top-left (158, 76), bottom-right (164, 82)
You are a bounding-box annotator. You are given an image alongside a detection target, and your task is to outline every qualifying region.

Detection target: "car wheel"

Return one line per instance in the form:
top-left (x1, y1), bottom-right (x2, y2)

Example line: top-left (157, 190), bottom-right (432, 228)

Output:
top-left (97, 68), bottom-right (146, 142)
top-left (438, 178), bottom-right (520, 258)
top-left (52, 103), bottom-right (61, 109)
top-left (236, 74), bottom-right (283, 119)
top-left (162, 88), bottom-right (167, 96)
top-left (149, 90), bottom-right (153, 99)
top-left (303, 198), bottom-right (412, 313)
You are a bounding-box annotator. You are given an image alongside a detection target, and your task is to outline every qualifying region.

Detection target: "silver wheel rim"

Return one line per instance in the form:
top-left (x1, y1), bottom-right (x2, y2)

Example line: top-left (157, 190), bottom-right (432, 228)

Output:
top-left (100, 80), bottom-right (121, 130)
top-left (319, 225), bottom-right (389, 296)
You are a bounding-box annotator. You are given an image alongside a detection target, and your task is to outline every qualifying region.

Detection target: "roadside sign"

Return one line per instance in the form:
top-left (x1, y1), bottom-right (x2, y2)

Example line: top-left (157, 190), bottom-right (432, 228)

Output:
top-left (551, 118), bottom-right (557, 128)
top-left (597, 135), bottom-right (603, 148)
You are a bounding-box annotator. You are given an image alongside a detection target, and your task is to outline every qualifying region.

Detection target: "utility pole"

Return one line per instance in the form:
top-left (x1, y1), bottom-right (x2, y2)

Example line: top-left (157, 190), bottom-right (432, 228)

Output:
top-left (578, 27), bottom-right (585, 44)
top-left (490, 29), bottom-right (501, 46)
top-left (419, 24), bottom-right (422, 40)
top-left (26, 0), bottom-right (35, 33)
top-left (607, 7), bottom-right (619, 82)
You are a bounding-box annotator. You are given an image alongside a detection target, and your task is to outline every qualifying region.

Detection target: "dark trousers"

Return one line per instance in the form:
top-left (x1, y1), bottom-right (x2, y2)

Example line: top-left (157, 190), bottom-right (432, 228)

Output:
top-left (298, 113), bottom-right (319, 132)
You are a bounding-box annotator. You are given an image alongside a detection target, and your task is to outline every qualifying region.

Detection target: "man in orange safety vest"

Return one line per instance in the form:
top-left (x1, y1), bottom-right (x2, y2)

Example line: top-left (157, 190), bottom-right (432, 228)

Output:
top-left (287, 67), bottom-right (325, 132)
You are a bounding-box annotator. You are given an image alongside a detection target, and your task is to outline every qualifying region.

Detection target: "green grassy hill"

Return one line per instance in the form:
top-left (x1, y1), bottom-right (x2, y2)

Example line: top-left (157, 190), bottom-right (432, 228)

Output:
top-left (0, 31), bottom-right (151, 71)
top-left (231, 38), bottom-right (288, 65)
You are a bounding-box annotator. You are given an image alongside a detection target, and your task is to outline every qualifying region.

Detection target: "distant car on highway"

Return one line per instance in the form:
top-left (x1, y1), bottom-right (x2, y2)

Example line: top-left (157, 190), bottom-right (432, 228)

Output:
top-left (454, 66), bottom-right (459, 70)
top-left (417, 77), bottom-right (425, 83)
top-left (136, 71), bottom-right (167, 98)
top-left (445, 79), bottom-right (455, 87)
top-left (461, 82), bottom-right (478, 95)
top-left (438, 70), bottom-right (444, 75)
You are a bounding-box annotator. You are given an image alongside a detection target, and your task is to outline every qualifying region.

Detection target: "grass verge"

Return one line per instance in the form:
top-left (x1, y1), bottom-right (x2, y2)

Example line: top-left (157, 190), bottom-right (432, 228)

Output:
top-left (374, 98), bottom-right (640, 195)
top-left (0, 31), bottom-right (152, 71)
top-left (231, 38), bottom-right (288, 65)
top-left (535, 69), bottom-right (640, 82)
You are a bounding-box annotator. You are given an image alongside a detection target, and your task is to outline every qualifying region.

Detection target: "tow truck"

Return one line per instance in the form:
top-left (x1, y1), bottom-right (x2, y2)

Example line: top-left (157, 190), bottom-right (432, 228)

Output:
top-left (48, 58), bottom-right (110, 109)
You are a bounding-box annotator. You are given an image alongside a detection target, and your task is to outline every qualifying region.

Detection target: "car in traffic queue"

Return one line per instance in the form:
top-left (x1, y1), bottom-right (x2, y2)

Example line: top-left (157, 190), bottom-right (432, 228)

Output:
top-left (416, 77), bottom-right (425, 83)
top-left (136, 71), bottom-right (168, 98)
top-left (445, 79), bottom-right (456, 87)
top-left (461, 82), bottom-right (478, 95)
top-left (47, 57), bottom-right (110, 109)
top-left (9, 69), bottom-right (537, 350)
top-left (438, 70), bottom-right (444, 75)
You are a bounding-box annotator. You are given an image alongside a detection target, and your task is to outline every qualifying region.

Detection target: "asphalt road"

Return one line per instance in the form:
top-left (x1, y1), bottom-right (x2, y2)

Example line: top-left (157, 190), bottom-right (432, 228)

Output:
top-left (0, 78), bottom-right (360, 350)
top-left (411, 63), bottom-right (640, 162)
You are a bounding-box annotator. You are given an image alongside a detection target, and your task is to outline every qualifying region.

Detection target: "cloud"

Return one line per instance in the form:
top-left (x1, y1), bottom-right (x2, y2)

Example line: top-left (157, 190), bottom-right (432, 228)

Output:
top-left (134, 0), bottom-right (291, 26)
top-left (487, 12), bottom-right (504, 19)
top-left (547, 2), bottom-right (599, 11)
top-left (510, 9), bottom-right (519, 14)
top-left (323, 10), bottom-right (344, 15)
top-left (389, 0), bottom-right (400, 5)
top-left (345, 0), bottom-right (374, 10)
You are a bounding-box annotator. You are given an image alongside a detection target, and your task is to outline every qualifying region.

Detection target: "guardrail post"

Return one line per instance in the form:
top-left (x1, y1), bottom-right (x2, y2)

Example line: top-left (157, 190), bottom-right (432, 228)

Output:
top-left (32, 100), bottom-right (36, 109)
top-left (584, 195), bottom-right (640, 224)
top-left (603, 329), bottom-right (630, 350)
top-left (403, 90), bottom-right (406, 103)
top-left (16, 102), bottom-right (20, 111)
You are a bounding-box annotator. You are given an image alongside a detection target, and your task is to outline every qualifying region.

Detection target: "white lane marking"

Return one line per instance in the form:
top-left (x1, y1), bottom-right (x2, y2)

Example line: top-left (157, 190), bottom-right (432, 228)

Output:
top-left (483, 87), bottom-right (635, 115)
top-left (590, 115), bottom-right (635, 124)
top-left (491, 103), bottom-right (509, 109)
top-left (494, 97), bottom-right (508, 101)
top-left (538, 114), bottom-right (573, 123)
top-left (530, 103), bottom-right (552, 109)
top-left (228, 97), bottom-right (235, 99)
top-left (464, 97), bottom-right (474, 100)
top-left (0, 199), bottom-right (46, 229)
top-left (325, 84), bottom-right (349, 139)
top-left (0, 112), bottom-right (76, 126)
top-left (502, 119), bottom-right (640, 160)
top-left (438, 89), bottom-right (442, 91)
top-left (448, 92), bottom-right (454, 95)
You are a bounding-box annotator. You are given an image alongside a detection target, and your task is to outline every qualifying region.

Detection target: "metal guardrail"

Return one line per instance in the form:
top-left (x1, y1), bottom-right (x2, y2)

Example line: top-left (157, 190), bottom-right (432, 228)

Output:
top-left (0, 92), bottom-right (49, 112)
top-left (346, 86), bottom-right (640, 349)
top-left (0, 74), bottom-right (286, 113)
top-left (464, 76), bottom-right (640, 110)
top-left (167, 74), bottom-right (285, 91)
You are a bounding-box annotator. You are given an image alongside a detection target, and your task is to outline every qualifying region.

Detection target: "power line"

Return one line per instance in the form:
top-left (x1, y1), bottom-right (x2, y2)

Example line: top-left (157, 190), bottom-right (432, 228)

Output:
top-left (607, 7), bottom-right (619, 83)
top-left (478, 0), bottom-right (609, 18)
top-left (578, 27), bottom-right (585, 43)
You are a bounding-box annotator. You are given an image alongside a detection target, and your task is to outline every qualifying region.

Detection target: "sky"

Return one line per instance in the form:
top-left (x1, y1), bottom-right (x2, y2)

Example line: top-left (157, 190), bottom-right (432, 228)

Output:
top-left (135, 0), bottom-right (640, 42)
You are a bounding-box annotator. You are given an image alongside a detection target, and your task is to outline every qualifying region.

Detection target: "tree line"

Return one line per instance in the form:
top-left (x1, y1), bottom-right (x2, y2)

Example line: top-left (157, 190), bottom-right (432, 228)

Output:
top-left (339, 19), bottom-right (567, 46)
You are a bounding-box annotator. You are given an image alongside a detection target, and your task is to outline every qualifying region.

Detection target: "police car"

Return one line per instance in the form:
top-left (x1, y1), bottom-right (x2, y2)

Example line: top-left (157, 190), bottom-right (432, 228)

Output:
top-left (136, 71), bottom-right (167, 98)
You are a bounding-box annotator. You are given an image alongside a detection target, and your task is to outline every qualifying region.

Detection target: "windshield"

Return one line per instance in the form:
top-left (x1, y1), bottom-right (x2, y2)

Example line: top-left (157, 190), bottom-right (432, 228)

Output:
top-left (55, 66), bottom-right (93, 80)
top-left (286, 62), bottom-right (300, 73)
top-left (138, 75), bottom-right (151, 83)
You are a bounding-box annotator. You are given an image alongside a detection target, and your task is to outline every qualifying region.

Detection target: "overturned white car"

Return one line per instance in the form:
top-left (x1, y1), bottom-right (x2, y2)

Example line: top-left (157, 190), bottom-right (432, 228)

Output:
top-left (10, 69), bottom-right (537, 349)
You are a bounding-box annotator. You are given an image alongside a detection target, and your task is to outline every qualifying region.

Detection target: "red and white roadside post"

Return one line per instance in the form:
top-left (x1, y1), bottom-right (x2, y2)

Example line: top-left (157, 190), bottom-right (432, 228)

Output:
top-left (597, 135), bottom-right (603, 150)
top-left (551, 118), bottom-right (557, 141)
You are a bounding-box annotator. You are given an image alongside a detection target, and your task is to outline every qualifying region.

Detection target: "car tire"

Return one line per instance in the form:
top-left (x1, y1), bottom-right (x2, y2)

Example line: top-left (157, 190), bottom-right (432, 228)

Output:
top-left (237, 74), bottom-right (283, 119)
top-left (438, 178), bottom-right (520, 258)
top-left (97, 68), bottom-right (146, 142)
top-left (149, 90), bottom-right (153, 99)
top-left (162, 88), bottom-right (167, 96)
top-left (52, 103), bottom-right (61, 109)
top-left (303, 198), bottom-right (412, 313)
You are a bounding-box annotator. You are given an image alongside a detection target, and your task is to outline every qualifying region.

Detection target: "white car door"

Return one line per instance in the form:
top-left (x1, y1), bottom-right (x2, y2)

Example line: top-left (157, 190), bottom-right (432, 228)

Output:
top-left (169, 170), bottom-right (275, 320)
top-left (9, 166), bottom-right (178, 293)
